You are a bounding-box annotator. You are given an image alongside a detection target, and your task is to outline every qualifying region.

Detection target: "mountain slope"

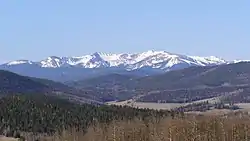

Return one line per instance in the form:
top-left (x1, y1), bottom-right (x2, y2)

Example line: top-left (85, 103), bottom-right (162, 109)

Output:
top-left (66, 73), bottom-right (140, 102)
top-left (0, 70), bottom-right (101, 104)
top-left (135, 62), bottom-right (250, 90)
top-left (0, 70), bottom-right (49, 94)
top-left (68, 62), bottom-right (250, 103)
top-left (0, 94), bottom-right (167, 134)
top-left (67, 73), bottom-right (136, 89)
top-left (134, 62), bottom-right (250, 102)
top-left (0, 50), bottom-right (227, 81)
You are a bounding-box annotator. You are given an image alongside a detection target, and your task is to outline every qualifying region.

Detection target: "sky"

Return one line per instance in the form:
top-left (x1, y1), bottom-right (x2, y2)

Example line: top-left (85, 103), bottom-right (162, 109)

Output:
top-left (0, 0), bottom-right (249, 63)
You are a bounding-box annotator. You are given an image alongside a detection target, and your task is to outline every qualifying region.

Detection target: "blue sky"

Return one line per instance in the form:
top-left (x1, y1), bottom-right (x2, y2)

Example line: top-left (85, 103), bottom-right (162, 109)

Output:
top-left (0, 0), bottom-right (249, 63)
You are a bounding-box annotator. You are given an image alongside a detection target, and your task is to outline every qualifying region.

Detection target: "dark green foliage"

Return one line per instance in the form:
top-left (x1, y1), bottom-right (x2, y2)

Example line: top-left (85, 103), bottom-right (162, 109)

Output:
top-left (176, 101), bottom-right (212, 112)
top-left (134, 66), bottom-right (212, 90)
top-left (135, 62), bottom-right (250, 90)
top-left (175, 101), bottom-right (240, 112)
top-left (0, 70), bottom-right (101, 103)
top-left (0, 70), bottom-right (49, 94)
top-left (137, 86), bottom-right (246, 103)
top-left (0, 94), bottom-right (170, 134)
top-left (66, 73), bottom-right (138, 102)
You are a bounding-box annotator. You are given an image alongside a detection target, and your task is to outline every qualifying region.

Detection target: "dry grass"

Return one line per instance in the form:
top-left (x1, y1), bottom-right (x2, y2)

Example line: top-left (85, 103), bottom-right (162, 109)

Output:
top-left (106, 97), bottom-right (222, 110)
top-left (0, 136), bottom-right (18, 141)
top-left (107, 100), bottom-right (184, 110)
top-left (36, 113), bottom-right (250, 141)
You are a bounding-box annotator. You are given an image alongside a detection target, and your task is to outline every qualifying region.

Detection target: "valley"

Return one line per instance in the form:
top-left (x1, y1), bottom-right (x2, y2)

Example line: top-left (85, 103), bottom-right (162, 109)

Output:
top-left (2, 61), bottom-right (250, 110)
top-left (65, 62), bottom-right (250, 104)
top-left (2, 0), bottom-right (250, 140)
top-left (1, 55), bottom-right (250, 140)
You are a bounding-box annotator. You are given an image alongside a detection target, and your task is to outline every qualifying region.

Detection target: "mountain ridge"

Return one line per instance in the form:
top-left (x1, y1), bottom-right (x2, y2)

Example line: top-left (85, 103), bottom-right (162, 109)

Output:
top-left (66, 62), bottom-right (250, 103)
top-left (2, 50), bottom-right (249, 82)
top-left (0, 70), bottom-right (101, 104)
top-left (3, 50), bottom-right (228, 70)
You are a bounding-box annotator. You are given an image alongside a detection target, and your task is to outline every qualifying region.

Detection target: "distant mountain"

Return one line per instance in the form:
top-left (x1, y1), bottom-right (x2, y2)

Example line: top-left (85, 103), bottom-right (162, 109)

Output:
top-left (4, 50), bottom-right (227, 69)
top-left (66, 73), bottom-right (136, 89)
top-left (0, 50), bottom-right (228, 81)
top-left (0, 70), bottom-right (101, 104)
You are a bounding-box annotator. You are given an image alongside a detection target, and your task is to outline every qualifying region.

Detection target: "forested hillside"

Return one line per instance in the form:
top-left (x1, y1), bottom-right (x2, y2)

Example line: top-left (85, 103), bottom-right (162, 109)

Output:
top-left (67, 62), bottom-right (250, 103)
top-left (0, 94), bottom-right (172, 136)
top-left (0, 70), bottom-right (101, 104)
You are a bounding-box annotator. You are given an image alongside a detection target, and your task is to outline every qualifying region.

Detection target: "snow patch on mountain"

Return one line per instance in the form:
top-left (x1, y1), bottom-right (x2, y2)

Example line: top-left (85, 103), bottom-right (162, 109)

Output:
top-left (232, 60), bottom-right (250, 64)
top-left (3, 50), bottom-right (233, 71)
top-left (7, 60), bottom-right (33, 65)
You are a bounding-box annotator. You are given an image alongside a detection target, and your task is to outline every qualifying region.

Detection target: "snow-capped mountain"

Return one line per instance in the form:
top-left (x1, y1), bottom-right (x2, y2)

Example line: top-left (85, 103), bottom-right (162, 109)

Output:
top-left (232, 60), bottom-right (250, 64)
top-left (0, 50), bottom-right (232, 81)
top-left (3, 50), bottom-right (227, 70)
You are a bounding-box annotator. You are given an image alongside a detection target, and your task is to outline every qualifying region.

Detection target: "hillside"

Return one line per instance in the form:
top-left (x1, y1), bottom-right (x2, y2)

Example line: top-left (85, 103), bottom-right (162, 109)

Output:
top-left (68, 62), bottom-right (250, 103)
top-left (66, 73), bottom-right (136, 89)
top-left (135, 62), bottom-right (250, 103)
top-left (0, 70), bottom-right (101, 104)
top-left (66, 73), bottom-right (140, 102)
top-left (135, 62), bottom-right (250, 90)
top-left (0, 94), bottom-right (170, 135)
top-left (0, 70), bottom-right (49, 94)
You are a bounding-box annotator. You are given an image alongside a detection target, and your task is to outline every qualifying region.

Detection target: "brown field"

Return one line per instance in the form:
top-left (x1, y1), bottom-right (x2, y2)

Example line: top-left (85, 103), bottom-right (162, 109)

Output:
top-left (107, 98), bottom-right (250, 116)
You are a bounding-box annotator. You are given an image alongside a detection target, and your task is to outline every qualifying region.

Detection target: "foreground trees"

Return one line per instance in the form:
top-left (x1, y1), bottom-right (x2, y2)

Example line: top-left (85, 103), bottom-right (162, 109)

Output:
top-left (0, 94), bottom-right (172, 135)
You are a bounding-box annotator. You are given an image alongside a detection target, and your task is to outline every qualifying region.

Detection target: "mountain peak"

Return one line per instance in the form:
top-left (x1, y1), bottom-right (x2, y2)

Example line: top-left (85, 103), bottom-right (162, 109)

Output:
top-left (47, 56), bottom-right (62, 59)
top-left (233, 60), bottom-right (250, 63)
top-left (2, 50), bottom-right (230, 70)
top-left (92, 52), bottom-right (101, 56)
top-left (7, 60), bottom-right (33, 66)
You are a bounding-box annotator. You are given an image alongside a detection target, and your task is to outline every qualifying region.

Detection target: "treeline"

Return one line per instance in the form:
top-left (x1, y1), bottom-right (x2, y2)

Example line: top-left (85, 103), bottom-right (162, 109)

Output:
top-left (0, 94), bottom-right (176, 135)
top-left (175, 101), bottom-right (240, 112)
top-left (137, 86), bottom-right (244, 103)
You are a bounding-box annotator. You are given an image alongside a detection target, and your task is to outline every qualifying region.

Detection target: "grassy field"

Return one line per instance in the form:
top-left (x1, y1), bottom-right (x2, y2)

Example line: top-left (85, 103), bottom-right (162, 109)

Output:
top-left (107, 99), bottom-right (250, 117)
top-left (107, 100), bottom-right (183, 110)
top-left (106, 97), bottom-right (222, 110)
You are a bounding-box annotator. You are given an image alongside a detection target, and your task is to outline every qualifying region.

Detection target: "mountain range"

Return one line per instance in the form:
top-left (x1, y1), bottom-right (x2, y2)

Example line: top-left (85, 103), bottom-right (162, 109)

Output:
top-left (3, 50), bottom-right (228, 69)
top-left (2, 59), bottom-right (250, 105)
top-left (1, 50), bottom-right (244, 81)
